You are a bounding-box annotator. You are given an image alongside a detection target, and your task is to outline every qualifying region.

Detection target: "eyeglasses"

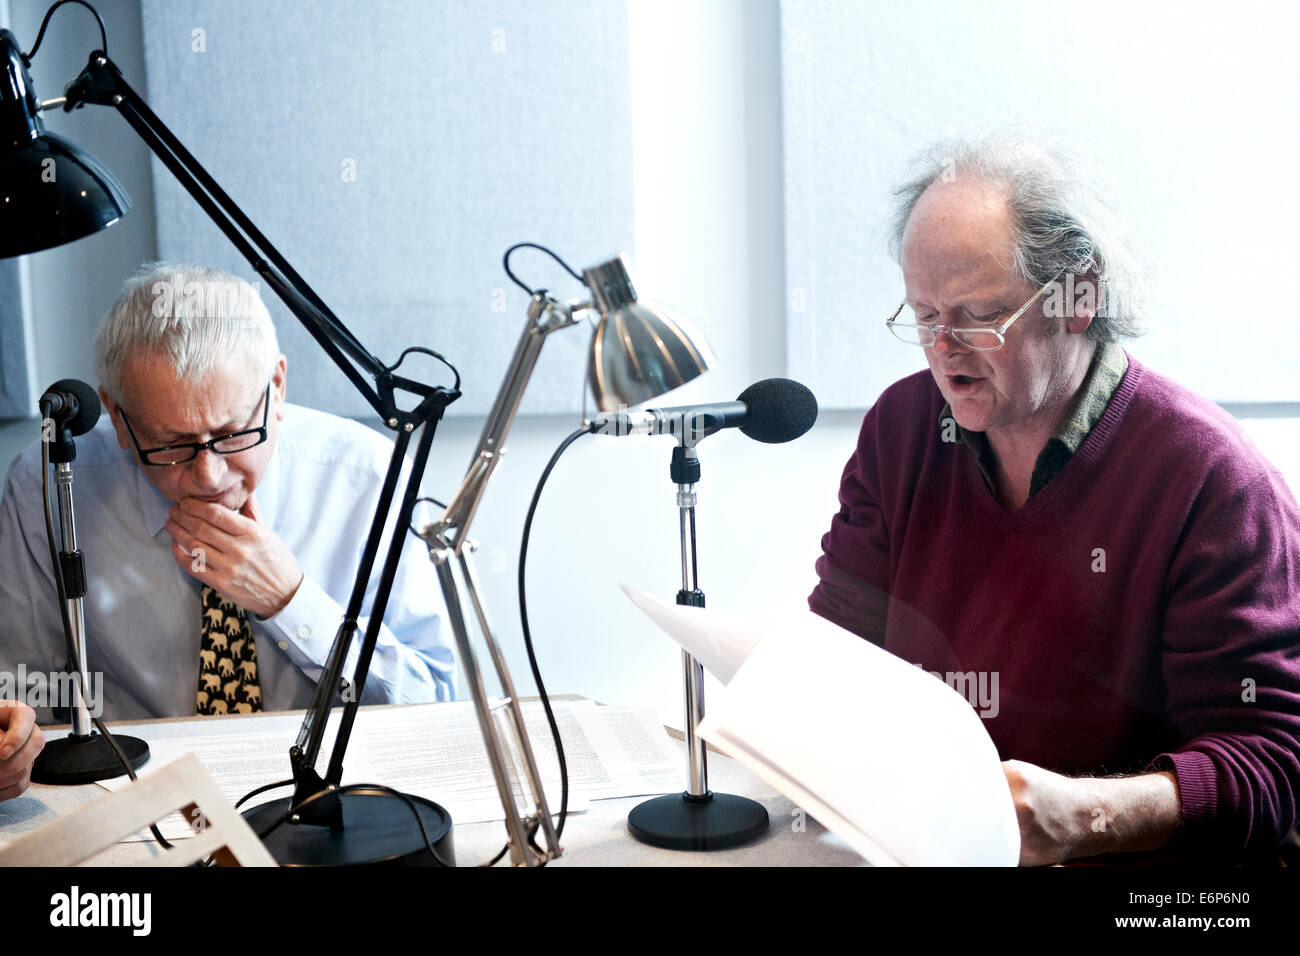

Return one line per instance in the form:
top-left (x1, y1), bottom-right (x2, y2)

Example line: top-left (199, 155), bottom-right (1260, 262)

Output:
top-left (886, 270), bottom-right (1066, 351)
top-left (121, 383), bottom-right (271, 466)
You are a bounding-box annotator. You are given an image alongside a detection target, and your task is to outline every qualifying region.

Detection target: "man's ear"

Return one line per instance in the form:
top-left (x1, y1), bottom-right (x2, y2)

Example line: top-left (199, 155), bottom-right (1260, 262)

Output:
top-left (1065, 264), bottom-right (1099, 336)
top-left (271, 354), bottom-right (287, 421)
top-left (98, 387), bottom-right (130, 452)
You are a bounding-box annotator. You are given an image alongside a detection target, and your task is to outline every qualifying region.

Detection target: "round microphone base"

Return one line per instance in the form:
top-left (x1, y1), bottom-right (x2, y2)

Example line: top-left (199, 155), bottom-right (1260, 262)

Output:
top-left (242, 788), bottom-right (455, 867)
top-left (32, 731), bottom-right (150, 785)
top-left (627, 790), bottom-right (769, 851)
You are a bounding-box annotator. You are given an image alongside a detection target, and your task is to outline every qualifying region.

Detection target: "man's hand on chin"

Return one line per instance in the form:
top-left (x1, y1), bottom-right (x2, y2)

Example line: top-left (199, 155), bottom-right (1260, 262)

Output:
top-left (1003, 758), bottom-right (1182, 866)
top-left (164, 492), bottom-right (303, 619)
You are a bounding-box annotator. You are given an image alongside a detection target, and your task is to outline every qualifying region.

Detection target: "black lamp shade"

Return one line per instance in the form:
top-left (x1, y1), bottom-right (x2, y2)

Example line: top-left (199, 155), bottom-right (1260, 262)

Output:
top-left (1, 28), bottom-right (129, 258)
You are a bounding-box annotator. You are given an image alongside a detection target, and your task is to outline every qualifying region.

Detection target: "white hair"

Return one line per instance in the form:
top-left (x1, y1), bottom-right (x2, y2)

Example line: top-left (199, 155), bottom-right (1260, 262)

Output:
top-left (889, 131), bottom-right (1149, 342)
top-left (94, 263), bottom-right (279, 404)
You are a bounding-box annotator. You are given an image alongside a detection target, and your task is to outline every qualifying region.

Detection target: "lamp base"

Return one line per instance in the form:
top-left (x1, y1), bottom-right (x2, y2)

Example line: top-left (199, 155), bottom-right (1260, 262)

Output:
top-left (31, 731), bottom-right (150, 784)
top-left (628, 790), bottom-right (768, 851)
top-left (242, 788), bottom-right (455, 867)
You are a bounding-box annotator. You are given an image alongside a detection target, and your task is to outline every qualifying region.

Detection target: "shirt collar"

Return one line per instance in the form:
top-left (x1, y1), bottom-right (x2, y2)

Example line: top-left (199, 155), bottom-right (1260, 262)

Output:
top-left (135, 465), bottom-right (173, 539)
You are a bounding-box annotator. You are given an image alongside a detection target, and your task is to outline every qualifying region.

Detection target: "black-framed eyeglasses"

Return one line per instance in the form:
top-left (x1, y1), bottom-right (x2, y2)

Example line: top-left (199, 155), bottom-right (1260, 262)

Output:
top-left (121, 383), bottom-right (271, 466)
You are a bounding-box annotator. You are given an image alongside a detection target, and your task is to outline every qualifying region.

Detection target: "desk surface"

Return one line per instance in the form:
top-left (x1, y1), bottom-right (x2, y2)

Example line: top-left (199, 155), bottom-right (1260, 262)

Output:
top-left (1, 704), bottom-right (865, 867)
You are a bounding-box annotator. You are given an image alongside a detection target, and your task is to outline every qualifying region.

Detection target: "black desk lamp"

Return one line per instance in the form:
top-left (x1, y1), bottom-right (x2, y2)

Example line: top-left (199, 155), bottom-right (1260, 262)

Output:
top-left (2, 3), bottom-right (459, 865)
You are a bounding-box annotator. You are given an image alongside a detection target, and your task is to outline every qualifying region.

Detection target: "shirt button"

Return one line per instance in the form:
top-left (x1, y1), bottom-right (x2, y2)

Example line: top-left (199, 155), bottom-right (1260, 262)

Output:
top-left (278, 640), bottom-right (289, 651)
top-left (298, 625), bottom-right (310, 639)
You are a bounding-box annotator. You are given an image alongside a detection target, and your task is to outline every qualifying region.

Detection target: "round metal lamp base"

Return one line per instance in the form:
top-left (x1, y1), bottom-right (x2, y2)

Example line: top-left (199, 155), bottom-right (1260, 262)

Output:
top-left (628, 791), bottom-right (769, 851)
top-left (242, 788), bottom-right (455, 867)
top-left (32, 731), bottom-right (150, 785)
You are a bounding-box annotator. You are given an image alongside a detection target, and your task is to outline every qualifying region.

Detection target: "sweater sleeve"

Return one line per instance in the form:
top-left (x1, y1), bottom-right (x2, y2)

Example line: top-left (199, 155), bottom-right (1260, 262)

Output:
top-left (1151, 467), bottom-right (1300, 859)
top-left (808, 405), bottom-right (892, 647)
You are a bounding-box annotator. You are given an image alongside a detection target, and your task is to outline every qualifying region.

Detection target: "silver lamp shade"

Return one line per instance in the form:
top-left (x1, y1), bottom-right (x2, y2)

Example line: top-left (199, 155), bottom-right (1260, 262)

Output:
top-left (583, 254), bottom-right (715, 412)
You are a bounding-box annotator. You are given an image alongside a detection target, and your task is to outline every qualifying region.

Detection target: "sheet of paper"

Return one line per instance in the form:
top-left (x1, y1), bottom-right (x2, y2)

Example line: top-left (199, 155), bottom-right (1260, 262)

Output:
top-left (622, 587), bottom-right (1020, 866)
top-left (333, 700), bottom-right (596, 824)
top-left (91, 698), bottom-right (684, 840)
top-left (619, 583), bottom-right (762, 683)
top-left (566, 699), bottom-right (685, 799)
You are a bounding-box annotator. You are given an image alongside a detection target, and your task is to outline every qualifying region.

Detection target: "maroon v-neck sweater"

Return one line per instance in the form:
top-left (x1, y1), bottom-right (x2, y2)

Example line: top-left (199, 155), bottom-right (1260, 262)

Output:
top-left (810, 355), bottom-right (1300, 859)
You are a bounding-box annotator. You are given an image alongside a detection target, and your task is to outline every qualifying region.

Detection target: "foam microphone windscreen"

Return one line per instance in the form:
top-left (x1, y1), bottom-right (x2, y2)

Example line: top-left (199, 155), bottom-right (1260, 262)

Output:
top-left (737, 378), bottom-right (818, 444)
top-left (47, 378), bottom-right (102, 437)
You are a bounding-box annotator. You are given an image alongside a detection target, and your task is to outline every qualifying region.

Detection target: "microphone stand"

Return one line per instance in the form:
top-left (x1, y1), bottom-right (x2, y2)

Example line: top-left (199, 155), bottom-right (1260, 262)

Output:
top-left (627, 439), bottom-right (768, 849)
top-left (31, 412), bottom-right (150, 783)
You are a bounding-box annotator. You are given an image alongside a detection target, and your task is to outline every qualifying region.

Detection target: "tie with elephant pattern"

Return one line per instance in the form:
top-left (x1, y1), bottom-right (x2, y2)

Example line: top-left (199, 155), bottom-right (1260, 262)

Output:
top-left (196, 584), bottom-right (263, 715)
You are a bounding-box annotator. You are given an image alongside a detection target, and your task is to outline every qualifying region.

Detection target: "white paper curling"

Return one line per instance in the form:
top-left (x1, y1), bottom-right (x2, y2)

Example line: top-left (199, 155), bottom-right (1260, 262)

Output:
top-left (621, 584), bottom-right (1020, 866)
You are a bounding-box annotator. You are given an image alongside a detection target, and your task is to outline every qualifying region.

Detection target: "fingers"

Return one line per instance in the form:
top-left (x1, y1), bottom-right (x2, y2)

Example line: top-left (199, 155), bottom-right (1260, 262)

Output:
top-left (169, 537), bottom-right (218, 580)
top-left (0, 703), bottom-right (44, 801)
top-left (0, 699), bottom-right (35, 758)
top-left (240, 492), bottom-right (262, 523)
top-left (0, 723), bottom-right (44, 776)
top-left (170, 501), bottom-right (243, 551)
top-left (0, 772), bottom-right (33, 801)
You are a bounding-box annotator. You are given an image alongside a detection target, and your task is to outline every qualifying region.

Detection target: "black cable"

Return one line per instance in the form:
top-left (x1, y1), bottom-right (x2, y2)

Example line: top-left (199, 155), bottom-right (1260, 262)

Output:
top-left (502, 243), bottom-right (585, 297)
top-left (23, 0), bottom-right (108, 64)
top-left (518, 425), bottom-right (594, 844)
top-left (249, 782), bottom-right (453, 867)
top-left (243, 417), bottom-right (591, 868)
top-left (233, 778), bottom-right (293, 810)
top-left (405, 496), bottom-right (448, 541)
top-left (383, 346), bottom-right (461, 394)
top-left (38, 405), bottom-right (172, 850)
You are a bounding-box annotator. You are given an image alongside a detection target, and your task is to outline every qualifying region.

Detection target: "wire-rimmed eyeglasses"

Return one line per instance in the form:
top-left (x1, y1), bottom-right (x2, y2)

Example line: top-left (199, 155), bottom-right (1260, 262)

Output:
top-left (886, 270), bottom-right (1066, 351)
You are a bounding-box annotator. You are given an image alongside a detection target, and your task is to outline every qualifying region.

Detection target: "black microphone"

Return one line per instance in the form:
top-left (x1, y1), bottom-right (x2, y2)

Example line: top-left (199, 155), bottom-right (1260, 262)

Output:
top-left (40, 379), bottom-right (101, 437)
top-left (592, 377), bottom-right (818, 444)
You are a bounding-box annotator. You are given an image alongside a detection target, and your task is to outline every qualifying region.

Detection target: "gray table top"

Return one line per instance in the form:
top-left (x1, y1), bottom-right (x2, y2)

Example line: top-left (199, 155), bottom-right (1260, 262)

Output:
top-left (1, 705), bottom-right (865, 867)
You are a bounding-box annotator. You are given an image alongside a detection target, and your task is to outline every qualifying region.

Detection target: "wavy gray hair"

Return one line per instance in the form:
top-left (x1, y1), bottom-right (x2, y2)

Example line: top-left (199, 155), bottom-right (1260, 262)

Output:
top-left (94, 263), bottom-right (280, 405)
top-left (888, 132), bottom-right (1147, 342)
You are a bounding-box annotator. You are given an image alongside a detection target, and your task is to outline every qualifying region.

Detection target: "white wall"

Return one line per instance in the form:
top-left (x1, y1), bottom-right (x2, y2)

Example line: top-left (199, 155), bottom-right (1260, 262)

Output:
top-left (421, 0), bottom-right (850, 728)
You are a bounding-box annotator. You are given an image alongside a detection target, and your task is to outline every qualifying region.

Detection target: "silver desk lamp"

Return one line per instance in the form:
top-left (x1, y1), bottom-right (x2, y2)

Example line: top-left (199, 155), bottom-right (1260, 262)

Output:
top-left (417, 250), bottom-right (714, 865)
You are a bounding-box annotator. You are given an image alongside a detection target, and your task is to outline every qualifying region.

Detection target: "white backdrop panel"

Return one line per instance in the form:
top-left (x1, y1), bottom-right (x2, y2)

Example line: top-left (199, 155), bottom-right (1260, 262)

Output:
top-left (781, 0), bottom-right (1300, 408)
top-left (141, 0), bottom-right (633, 417)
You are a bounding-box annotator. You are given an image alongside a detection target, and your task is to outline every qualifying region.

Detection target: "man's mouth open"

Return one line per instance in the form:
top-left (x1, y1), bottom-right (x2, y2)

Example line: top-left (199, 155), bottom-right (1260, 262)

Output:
top-left (947, 374), bottom-right (984, 394)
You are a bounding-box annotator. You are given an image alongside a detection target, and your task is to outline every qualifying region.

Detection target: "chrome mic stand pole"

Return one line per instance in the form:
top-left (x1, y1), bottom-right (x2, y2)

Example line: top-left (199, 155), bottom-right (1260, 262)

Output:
top-left (33, 416), bottom-right (150, 784)
top-left (54, 463), bottom-right (93, 740)
top-left (626, 439), bottom-right (768, 849)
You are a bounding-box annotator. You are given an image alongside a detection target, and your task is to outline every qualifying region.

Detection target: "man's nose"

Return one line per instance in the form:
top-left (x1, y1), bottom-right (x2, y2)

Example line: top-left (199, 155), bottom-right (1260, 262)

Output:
top-left (190, 448), bottom-right (226, 489)
top-left (931, 327), bottom-right (972, 357)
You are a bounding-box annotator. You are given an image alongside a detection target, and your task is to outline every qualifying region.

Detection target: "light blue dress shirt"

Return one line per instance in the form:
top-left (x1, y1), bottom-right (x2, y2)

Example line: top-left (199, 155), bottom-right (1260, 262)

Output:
top-left (0, 403), bottom-right (454, 721)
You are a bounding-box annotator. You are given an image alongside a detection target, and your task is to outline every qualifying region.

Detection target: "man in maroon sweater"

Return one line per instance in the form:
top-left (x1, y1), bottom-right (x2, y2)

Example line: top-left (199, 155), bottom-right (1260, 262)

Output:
top-left (809, 136), bottom-right (1300, 865)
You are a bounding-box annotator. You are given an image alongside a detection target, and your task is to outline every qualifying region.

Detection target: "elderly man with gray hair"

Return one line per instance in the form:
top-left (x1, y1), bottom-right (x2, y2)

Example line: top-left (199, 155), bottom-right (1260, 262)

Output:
top-left (810, 133), bottom-right (1300, 865)
top-left (0, 264), bottom-right (454, 742)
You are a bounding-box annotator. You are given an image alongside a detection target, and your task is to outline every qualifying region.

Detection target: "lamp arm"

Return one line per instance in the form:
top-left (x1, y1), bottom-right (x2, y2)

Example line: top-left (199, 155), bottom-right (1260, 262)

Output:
top-left (60, 50), bottom-right (406, 420)
top-left (425, 292), bottom-right (587, 550)
top-left (412, 292), bottom-right (586, 864)
top-left (43, 47), bottom-right (464, 824)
